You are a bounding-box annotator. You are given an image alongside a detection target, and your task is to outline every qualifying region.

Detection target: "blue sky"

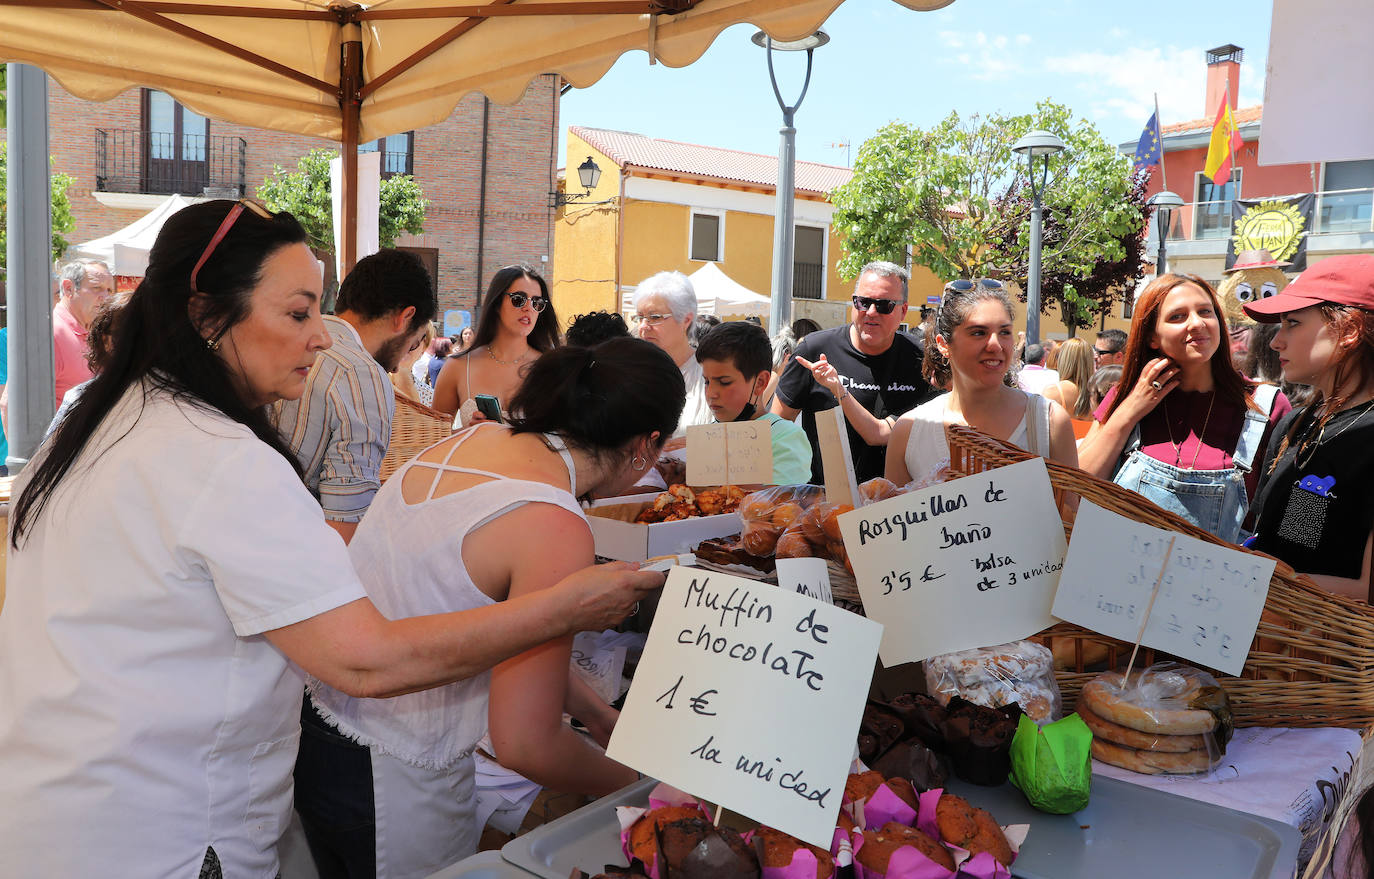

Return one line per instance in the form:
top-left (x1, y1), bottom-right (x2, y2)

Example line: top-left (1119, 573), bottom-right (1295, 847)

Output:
top-left (559, 0), bottom-right (1271, 168)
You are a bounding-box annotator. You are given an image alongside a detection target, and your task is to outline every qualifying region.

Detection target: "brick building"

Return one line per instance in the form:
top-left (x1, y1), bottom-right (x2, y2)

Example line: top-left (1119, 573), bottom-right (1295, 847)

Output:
top-left (36, 74), bottom-right (562, 318)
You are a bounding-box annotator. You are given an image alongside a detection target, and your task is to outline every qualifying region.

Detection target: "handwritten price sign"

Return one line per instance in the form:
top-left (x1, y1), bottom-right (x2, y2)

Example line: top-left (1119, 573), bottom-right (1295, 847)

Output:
top-left (838, 458), bottom-right (1067, 665)
top-left (607, 567), bottom-right (880, 848)
top-left (686, 422), bottom-right (773, 486)
top-left (1052, 501), bottom-right (1275, 676)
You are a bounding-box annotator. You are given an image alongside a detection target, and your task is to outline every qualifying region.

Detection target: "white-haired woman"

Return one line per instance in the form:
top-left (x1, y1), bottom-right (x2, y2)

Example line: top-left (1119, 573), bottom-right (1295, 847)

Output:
top-left (631, 271), bottom-right (713, 443)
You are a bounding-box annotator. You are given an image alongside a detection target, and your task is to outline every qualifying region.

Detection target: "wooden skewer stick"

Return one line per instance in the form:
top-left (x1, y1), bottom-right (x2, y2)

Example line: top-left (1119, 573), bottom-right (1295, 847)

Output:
top-left (713, 802), bottom-right (724, 828)
top-left (1122, 534), bottom-right (1177, 686)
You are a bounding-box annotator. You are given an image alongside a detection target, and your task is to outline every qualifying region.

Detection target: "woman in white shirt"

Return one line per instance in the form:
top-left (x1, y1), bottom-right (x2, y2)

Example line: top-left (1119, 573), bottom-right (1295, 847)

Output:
top-left (0, 200), bottom-right (659, 879)
top-left (886, 279), bottom-right (1078, 484)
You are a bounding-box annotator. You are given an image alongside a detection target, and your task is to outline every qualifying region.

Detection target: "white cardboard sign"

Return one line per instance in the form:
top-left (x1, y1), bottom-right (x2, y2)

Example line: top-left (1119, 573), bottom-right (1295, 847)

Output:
top-left (686, 422), bottom-right (773, 486)
top-left (776, 557), bottom-right (834, 605)
top-left (838, 457), bottom-right (1066, 665)
top-left (815, 406), bottom-right (859, 507)
top-left (1052, 501), bottom-right (1275, 676)
top-left (607, 566), bottom-right (881, 848)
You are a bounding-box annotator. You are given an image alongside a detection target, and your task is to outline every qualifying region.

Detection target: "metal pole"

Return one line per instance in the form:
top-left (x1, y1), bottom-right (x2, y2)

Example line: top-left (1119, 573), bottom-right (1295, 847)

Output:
top-left (769, 106), bottom-right (796, 333)
top-left (6, 63), bottom-right (55, 474)
top-left (1156, 210), bottom-right (1169, 275)
top-left (764, 39), bottom-right (815, 335)
top-left (1025, 154), bottom-right (1043, 348)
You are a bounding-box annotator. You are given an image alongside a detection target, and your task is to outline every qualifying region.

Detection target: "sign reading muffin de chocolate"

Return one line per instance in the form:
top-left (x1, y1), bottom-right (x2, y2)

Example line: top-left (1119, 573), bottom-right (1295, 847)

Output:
top-left (607, 567), bottom-right (882, 849)
top-left (838, 458), bottom-right (1067, 665)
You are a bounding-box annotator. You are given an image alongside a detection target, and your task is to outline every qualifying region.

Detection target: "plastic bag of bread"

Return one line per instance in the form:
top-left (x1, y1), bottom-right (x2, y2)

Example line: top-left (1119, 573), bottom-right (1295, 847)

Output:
top-left (1076, 662), bottom-right (1234, 776)
top-left (923, 640), bottom-right (1062, 725)
top-left (737, 484), bottom-right (826, 557)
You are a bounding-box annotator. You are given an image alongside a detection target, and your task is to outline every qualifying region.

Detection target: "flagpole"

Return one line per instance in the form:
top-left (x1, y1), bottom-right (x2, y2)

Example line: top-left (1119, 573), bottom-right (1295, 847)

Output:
top-left (1154, 92), bottom-right (1168, 192)
top-left (1225, 78), bottom-right (1237, 195)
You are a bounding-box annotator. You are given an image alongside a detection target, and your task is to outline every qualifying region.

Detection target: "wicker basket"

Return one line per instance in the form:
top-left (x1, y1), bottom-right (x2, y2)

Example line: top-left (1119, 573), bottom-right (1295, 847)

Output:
top-left (944, 423), bottom-right (1374, 730)
top-left (380, 392), bottom-right (454, 483)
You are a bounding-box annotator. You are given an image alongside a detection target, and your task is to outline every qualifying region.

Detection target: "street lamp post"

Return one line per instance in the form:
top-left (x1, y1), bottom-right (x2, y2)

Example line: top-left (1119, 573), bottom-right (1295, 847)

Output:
top-left (1147, 190), bottom-right (1184, 274)
top-left (752, 29), bottom-right (828, 334)
top-left (1011, 130), bottom-right (1066, 347)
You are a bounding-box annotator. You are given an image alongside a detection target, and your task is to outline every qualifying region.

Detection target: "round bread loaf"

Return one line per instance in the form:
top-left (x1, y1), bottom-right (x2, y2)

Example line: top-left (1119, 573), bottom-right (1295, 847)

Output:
top-left (1076, 705), bottom-right (1207, 752)
top-left (1079, 670), bottom-right (1218, 735)
top-left (1090, 738), bottom-right (1215, 775)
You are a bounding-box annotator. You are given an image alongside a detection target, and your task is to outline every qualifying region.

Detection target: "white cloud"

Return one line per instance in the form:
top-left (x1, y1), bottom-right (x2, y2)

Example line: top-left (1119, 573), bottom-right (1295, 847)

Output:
top-left (1045, 45), bottom-right (1209, 127)
top-left (1015, 34), bottom-right (1032, 46)
top-left (938, 30), bottom-right (965, 49)
top-left (935, 29), bottom-right (1025, 81)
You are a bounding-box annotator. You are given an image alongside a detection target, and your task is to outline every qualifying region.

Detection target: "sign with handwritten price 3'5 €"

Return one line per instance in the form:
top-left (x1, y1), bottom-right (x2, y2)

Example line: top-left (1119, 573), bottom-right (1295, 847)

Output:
top-left (606, 566), bottom-right (881, 848)
top-left (1051, 501), bottom-right (1275, 676)
top-left (838, 457), bottom-right (1067, 666)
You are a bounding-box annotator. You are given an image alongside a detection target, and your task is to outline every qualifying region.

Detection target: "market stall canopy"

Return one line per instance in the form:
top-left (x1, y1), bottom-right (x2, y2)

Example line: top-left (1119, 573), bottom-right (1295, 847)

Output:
top-left (0, 0), bottom-right (953, 146)
top-left (621, 262), bottom-right (770, 318)
top-left (65, 194), bottom-right (195, 277)
top-left (688, 262), bottom-right (770, 317)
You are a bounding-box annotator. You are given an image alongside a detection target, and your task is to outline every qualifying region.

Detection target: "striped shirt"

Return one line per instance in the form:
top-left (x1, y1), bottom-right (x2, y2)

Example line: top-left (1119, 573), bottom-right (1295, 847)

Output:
top-left (272, 315), bottom-right (395, 522)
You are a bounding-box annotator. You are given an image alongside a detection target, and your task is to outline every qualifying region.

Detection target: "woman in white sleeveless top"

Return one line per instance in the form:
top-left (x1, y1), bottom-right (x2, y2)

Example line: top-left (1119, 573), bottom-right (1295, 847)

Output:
top-left (297, 338), bottom-right (686, 879)
top-left (887, 279), bottom-right (1079, 485)
top-left (433, 264), bottom-right (560, 427)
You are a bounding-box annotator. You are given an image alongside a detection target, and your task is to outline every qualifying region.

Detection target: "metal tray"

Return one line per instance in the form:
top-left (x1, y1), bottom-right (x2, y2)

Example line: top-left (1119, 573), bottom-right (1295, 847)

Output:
top-left (501, 774), bottom-right (1300, 879)
top-left (426, 849), bottom-right (539, 879)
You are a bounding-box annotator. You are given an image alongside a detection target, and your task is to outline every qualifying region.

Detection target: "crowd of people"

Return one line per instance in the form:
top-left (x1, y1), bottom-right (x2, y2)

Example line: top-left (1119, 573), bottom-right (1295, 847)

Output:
top-left (3, 198), bottom-right (1374, 877)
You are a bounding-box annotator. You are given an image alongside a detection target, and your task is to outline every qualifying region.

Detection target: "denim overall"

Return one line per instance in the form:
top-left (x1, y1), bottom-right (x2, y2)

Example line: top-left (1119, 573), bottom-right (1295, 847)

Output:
top-left (1112, 385), bottom-right (1277, 544)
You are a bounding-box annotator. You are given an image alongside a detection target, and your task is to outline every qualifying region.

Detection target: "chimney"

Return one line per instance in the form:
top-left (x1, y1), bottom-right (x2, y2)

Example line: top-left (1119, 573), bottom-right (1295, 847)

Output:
top-left (1204, 44), bottom-right (1243, 119)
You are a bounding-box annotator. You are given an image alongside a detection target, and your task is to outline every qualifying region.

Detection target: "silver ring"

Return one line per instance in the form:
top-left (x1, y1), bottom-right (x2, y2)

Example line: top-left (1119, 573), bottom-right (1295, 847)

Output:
top-left (1150, 380), bottom-right (1163, 390)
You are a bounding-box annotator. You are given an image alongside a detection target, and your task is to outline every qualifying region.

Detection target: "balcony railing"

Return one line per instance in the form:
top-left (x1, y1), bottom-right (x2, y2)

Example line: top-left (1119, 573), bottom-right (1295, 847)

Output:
top-left (1162, 188), bottom-right (1374, 241)
top-left (793, 261), bottom-right (824, 300)
top-left (95, 128), bottom-right (247, 197)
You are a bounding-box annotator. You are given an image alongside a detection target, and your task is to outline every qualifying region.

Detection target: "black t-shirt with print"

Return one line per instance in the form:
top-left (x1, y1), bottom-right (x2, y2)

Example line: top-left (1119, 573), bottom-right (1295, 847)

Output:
top-left (775, 326), bottom-right (932, 484)
top-left (1251, 404), bottom-right (1374, 581)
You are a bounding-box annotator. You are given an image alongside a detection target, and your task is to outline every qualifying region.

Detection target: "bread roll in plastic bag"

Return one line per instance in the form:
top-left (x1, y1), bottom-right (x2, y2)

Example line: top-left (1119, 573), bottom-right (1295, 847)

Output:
top-left (924, 640), bottom-right (1062, 725)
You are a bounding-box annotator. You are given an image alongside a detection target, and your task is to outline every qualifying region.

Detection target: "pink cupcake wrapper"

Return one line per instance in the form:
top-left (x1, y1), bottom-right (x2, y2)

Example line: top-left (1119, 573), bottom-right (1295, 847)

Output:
top-left (862, 784), bottom-right (919, 830)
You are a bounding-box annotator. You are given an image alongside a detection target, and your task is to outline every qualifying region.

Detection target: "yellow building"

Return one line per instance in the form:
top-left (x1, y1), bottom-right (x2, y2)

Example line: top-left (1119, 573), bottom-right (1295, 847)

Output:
top-left (554, 126), bottom-right (947, 331)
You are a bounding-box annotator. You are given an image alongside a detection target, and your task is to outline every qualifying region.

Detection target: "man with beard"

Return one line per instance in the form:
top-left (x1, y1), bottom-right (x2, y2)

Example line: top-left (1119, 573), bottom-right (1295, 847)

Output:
top-left (273, 249), bottom-right (435, 543)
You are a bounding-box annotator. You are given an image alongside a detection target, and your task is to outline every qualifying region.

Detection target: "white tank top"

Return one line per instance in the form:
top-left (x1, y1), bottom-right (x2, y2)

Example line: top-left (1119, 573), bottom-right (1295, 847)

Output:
top-left (308, 424), bottom-right (585, 770)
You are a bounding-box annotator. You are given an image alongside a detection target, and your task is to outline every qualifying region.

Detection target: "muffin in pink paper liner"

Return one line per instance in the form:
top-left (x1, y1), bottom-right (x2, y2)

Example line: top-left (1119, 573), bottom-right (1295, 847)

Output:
top-left (857, 780), bottom-right (919, 830)
top-left (746, 825), bottom-right (836, 879)
top-left (926, 791), bottom-right (1028, 878)
top-left (617, 797), bottom-right (711, 878)
top-left (853, 823), bottom-right (956, 879)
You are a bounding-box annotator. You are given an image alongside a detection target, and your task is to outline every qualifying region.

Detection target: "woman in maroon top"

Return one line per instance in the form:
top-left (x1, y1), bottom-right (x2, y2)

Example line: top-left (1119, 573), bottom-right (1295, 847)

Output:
top-left (1078, 274), bottom-right (1289, 542)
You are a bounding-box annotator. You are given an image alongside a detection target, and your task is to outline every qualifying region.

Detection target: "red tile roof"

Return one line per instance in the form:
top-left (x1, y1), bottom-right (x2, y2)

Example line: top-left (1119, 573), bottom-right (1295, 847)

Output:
top-left (1161, 105), bottom-right (1263, 136)
top-left (570, 126), bottom-right (852, 196)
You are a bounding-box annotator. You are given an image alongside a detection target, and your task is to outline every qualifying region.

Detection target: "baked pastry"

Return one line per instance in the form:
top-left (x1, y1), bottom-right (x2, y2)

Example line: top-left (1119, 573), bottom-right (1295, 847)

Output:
top-left (941, 697), bottom-right (1021, 786)
top-left (1090, 738), bottom-right (1216, 775)
top-left (925, 640), bottom-right (1060, 724)
top-left (843, 770), bottom-right (885, 804)
top-left (1079, 665), bottom-right (1230, 738)
top-left (1076, 704), bottom-right (1208, 752)
top-left (751, 826), bottom-right (835, 879)
top-left (693, 537), bottom-right (775, 574)
top-left (627, 806), bottom-right (705, 866)
top-left (870, 740), bottom-right (950, 793)
top-left (934, 793), bottom-right (1013, 866)
top-left (856, 822), bottom-right (955, 873)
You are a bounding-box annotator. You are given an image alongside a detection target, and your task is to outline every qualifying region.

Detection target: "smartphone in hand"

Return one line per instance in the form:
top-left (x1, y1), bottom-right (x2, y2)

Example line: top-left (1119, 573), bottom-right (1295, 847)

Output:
top-left (474, 394), bottom-right (503, 423)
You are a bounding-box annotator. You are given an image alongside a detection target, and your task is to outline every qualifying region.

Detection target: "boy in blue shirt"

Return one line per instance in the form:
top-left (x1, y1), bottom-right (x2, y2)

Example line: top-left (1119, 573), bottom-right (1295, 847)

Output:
top-left (696, 321), bottom-right (813, 485)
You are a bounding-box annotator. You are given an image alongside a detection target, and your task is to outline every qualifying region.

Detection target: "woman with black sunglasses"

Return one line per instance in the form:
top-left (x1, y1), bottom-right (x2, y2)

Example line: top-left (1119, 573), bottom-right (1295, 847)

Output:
top-left (0, 202), bottom-right (658, 878)
top-left (433, 264), bottom-right (561, 425)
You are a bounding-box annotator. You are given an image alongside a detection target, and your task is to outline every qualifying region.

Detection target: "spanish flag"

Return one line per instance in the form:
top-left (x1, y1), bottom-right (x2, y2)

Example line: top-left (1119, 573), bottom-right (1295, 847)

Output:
top-left (1203, 101), bottom-right (1243, 185)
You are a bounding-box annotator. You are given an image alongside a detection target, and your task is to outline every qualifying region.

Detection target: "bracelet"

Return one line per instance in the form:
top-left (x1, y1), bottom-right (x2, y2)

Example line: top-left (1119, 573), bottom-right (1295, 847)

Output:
top-left (837, 388), bottom-right (849, 402)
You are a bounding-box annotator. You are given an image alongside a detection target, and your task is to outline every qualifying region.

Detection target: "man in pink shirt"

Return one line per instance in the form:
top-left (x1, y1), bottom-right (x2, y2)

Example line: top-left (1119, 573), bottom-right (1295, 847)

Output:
top-left (53, 259), bottom-right (114, 408)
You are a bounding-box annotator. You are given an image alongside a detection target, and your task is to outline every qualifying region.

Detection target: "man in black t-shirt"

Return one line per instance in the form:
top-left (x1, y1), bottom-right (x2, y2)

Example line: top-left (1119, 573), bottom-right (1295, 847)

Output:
top-left (772, 261), bottom-right (933, 483)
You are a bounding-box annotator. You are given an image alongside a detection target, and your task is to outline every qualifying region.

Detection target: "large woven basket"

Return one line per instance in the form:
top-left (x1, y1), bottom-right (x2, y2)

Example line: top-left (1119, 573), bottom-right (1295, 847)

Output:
top-left (944, 423), bottom-right (1374, 730)
top-left (381, 392), bottom-right (454, 483)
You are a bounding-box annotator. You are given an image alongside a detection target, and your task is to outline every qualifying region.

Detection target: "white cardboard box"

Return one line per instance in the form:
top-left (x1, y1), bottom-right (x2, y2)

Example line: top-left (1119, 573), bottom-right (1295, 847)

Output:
top-left (586, 498), bottom-right (742, 562)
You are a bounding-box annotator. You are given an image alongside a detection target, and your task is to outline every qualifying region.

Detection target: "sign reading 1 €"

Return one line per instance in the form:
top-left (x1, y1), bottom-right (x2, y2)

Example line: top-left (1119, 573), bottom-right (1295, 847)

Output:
top-left (838, 458), bottom-right (1067, 665)
top-left (607, 567), bottom-right (880, 849)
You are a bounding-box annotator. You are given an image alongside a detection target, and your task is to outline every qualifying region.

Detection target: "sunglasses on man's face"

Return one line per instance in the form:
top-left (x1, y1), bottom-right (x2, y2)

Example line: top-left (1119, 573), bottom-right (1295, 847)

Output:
top-left (1093, 347), bottom-right (1112, 357)
top-left (505, 291), bottom-right (548, 312)
top-left (852, 295), bottom-right (901, 315)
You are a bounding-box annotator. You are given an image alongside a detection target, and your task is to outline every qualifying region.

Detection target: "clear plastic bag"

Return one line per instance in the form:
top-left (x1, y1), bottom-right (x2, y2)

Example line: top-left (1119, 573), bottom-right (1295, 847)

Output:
top-left (924, 640), bottom-right (1062, 725)
top-left (1076, 662), bottom-right (1234, 775)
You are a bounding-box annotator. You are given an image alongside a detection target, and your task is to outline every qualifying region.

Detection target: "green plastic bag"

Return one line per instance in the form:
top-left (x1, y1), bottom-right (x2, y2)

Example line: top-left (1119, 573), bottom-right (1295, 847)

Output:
top-left (1008, 713), bottom-right (1092, 814)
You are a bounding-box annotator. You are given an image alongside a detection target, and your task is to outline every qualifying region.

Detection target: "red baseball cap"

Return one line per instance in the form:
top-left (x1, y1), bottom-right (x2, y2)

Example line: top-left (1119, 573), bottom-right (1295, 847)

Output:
top-left (1244, 254), bottom-right (1374, 323)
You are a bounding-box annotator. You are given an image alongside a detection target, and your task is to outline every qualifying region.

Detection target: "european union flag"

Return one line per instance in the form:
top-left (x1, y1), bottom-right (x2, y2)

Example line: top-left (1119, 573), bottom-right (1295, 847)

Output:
top-left (1133, 111), bottom-right (1161, 171)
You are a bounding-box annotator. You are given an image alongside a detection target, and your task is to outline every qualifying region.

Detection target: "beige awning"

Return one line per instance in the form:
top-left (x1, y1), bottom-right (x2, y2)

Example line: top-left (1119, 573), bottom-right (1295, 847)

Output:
top-left (0, 0), bottom-right (953, 264)
top-left (0, 0), bottom-right (953, 145)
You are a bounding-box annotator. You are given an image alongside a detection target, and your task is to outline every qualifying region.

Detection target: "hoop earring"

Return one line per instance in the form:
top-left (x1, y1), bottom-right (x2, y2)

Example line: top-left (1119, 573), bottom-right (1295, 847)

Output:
top-left (631, 455), bottom-right (648, 472)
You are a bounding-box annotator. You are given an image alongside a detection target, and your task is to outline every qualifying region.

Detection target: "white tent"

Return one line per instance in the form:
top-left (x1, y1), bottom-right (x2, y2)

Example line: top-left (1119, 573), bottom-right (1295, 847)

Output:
top-left (66, 194), bottom-right (196, 277)
top-left (622, 262), bottom-right (770, 319)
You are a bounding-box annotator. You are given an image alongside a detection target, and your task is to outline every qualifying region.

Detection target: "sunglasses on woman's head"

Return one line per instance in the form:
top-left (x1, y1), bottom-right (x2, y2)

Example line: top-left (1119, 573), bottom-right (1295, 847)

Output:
top-left (852, 295), bottom-right (901, 315)
top-left (191, 198), bottom-right (274, 296)
top-left (944, 278), bottom-right (1004, 293)
top-left (505, 291), bottom-right (548, 312)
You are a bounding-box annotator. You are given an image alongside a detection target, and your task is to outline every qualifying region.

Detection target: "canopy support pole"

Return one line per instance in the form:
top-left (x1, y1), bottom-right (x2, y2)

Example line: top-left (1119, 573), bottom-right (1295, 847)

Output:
top-left (339, 33), bottom-right (362, 276)
top-left (5, 63), bottom-right (56, 474)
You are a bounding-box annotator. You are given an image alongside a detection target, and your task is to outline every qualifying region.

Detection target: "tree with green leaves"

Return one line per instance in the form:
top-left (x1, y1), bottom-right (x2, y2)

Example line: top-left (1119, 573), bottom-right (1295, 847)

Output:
top-left (830, 100), bottom-right (1147, 332)
top-left (0, 143), bottom-right (77, 276)
top-left (257, 147), bottom-right (427, 252)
